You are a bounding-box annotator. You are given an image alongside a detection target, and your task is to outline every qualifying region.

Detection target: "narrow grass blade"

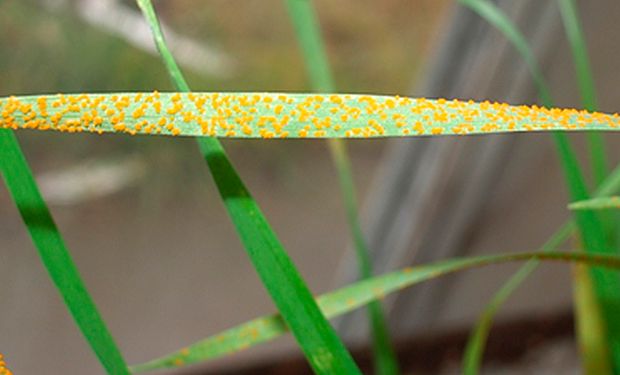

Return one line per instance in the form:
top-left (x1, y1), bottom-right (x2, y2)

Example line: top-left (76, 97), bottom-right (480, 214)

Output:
top-left (0, 129), bottom-right (129, 374)
top-left (462, 223), bottom-right (572, 375)
top-left (283, 0), bottom-right (399, 373)
top-left (458, 0), bottom-right (553, 105)
top-left (131, 250), bottom-right (620, 372)
top-left (328, 137), bottom-right (399, 375)
top-left (3, 92), bottom-right (620, 139)
top-left (556, 0), bottom-right (598, 111)
top-left (284, 0), bottom-right (334, 93)
top-left (570, 197), bottom-right (620, 211)
top-left (135, 1), bottom-right (361, 373)
top-left (196, 139), bottom-right (361, 375)
top-left (557, 1), bottom-right (620, 370)
top-left (557, 0), bottom-right (608, 185)
top-left (556, 0), bottom-right (618, 251)
top-left (546, 78), bottom-right (609, 375)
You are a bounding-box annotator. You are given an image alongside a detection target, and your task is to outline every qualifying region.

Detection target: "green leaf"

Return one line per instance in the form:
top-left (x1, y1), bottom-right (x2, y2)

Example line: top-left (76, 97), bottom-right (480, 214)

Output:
top-left (284, 0), bottom-right (335, 93)
top-left (458, 0), bottom-right (553, 105)
top-left (0, 129), bottom-right (129, 374)
top-left (557, 1), bottom-right (620, 372)
top-left (2, 92), bottom-right (620, 139)
top-left (131, 250), bottom-right (620, 372)
top-left (557, 0), bottom-right (607, 185)
top-left (135, 1), bottom-right (361, 374)
top-left (557, 0), bottom-right (598, 112)
top-left (326, 136), bottom-right (399, 375)
top-left (570, 197), bottom-right (620, 211)
top-left (283, 0), bottom-right (399, 372)
top-left (195, 138), bottom-right (361, 375)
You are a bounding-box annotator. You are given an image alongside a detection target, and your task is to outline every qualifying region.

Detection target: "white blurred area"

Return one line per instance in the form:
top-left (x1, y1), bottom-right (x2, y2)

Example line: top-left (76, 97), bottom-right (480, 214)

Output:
top-left (37, 155), bottom-right (146, 205)
top-left (43, 0), bottom-right (237, 78)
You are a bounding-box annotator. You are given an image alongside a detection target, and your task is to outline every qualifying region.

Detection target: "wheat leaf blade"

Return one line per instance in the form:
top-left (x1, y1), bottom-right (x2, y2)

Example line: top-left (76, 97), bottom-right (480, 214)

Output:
top-left (2, 93), bottom-right (620, 139)
top-left (131, 250), bottom-right (620, 372)
top-left (0, 129), bottom-right (129, 374)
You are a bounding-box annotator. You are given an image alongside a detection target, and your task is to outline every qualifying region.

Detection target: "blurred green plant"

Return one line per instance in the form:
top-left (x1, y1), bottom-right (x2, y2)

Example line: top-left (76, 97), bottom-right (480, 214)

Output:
top-left (458, 1), bottom-right (620, 373)
top-left (571, 197), bottom-right (620, 211)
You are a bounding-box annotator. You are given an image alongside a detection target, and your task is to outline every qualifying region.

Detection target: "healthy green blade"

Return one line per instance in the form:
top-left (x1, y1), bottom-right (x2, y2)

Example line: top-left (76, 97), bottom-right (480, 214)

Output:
top-left (0, 129), bottom-right (129, 374)
top-left (557, 1), bottom-right (620, 371)
top-left (459, 0), bottom-right (553, 105)
top-left (135, 1), bottom-right (361, 373)
top-left (570, 197), bottom-right (620, 211)
top-left (283, 0), bottom-right (399, 372)
top-left (284, 0), bottom-right (335, 93)
top-left (556, 0), bottom-right (598, 113)
top-left (131, 250), bottom-right (620, 372)
top-left (550, 119), bottom-right (609, 375)
top-left (557, 0), bottom-right (607, 185)
top-left (329, 138), bottom-right (399, 375)
top-left (196, 138), bottom-right (361, 375)
top-left (2, 92), bottom-right (620, 138)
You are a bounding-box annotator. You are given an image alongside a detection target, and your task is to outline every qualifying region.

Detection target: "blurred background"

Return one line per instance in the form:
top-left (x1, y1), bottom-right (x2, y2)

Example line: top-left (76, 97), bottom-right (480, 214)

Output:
top-left (1, 0), bottom-right (620, 373)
